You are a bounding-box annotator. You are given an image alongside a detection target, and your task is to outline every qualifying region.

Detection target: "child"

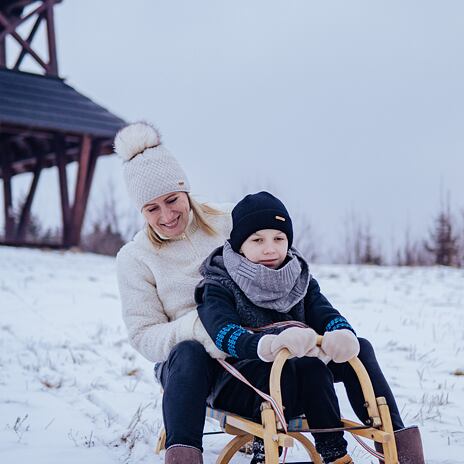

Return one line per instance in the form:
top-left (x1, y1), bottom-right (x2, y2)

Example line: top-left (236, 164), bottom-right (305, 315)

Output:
top-left (195, 191), bottom-right (360, 464)
top-left (196, 191), bottom-right (425, 464)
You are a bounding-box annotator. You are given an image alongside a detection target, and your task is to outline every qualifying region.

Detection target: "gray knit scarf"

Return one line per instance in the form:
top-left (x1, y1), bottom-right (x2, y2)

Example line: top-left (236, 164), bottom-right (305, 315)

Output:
top-left (222, 240), bottom-right (311, 313)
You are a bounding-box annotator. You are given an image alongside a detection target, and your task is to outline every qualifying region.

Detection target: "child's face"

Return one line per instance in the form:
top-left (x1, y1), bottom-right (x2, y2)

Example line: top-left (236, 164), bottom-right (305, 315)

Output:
top-left (240, 229), bottom-right (288, 269)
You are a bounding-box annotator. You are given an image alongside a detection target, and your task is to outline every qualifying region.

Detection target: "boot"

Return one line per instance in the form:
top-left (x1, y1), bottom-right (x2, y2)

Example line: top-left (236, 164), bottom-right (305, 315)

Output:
top-left (375, 426), bottom-right (425, 464)
top-left (165, 444), bottom-right (203, 464)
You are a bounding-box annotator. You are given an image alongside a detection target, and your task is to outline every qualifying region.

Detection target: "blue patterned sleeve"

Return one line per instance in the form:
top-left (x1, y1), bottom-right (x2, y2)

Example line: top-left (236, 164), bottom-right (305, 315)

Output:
top-left (325, 316), bottom-right (355, 334)
top-left (197, 283), bottom-right (265, 359)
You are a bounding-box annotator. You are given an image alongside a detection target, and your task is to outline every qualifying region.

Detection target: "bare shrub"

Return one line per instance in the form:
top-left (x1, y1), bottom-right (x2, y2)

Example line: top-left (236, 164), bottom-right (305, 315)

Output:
top-left (338, 211), bottom-right (383, 265)
top-left (111, 402), bottom-right (155, 458)
top-left (8, 194), bottom-right (61, 244)
top-left (395, 227), bottom-right (430, 266)
top-left (81, 181), bottom-right (141, 256)
top-left (6, 414), bottom-right (30, 443)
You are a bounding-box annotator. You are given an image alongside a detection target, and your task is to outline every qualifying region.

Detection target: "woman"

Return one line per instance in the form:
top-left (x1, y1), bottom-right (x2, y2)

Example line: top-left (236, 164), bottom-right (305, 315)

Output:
top-left (115, 122), bottom-right (231, 464)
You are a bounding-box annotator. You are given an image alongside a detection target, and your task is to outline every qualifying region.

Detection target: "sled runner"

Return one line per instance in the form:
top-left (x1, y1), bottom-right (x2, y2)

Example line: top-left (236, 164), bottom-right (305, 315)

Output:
top-left (155, 336), bottom-right (398, 463)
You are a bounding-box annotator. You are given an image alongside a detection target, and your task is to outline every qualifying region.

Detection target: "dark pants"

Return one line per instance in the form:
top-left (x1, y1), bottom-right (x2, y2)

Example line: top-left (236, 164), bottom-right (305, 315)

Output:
top-left (329, 338), bottom-right (404, 431)
top-left (214, 352), bottom-right (349, 459)
top-left (158, 340), bottom-right (220, 450)
top-left (158, 338), bottom-right (404, 451)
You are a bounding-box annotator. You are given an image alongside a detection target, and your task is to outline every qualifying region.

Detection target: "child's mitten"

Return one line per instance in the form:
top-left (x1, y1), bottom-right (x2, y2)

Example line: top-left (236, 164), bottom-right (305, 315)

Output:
top-left (270, 327), bottom-right (318, 358)
top-left (321, 329), bottom-right (359, 363)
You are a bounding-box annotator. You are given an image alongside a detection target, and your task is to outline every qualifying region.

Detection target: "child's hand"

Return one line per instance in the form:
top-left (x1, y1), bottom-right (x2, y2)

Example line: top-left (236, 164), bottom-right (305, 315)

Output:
top-left (321, 329), bottom-right (360, 363)
top-left (270, 327), bottom-right (318, 358)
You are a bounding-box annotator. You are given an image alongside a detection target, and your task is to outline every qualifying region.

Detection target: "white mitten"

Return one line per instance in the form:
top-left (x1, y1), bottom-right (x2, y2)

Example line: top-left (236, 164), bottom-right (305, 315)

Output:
top-left (257, 334), bottom-right (278, 362)
top-left (316, 349), bottom-right (332, 364)
top-left (306, 345), bottom-right (322, 357)
top-left (321, 329), bottom-right (360, 363)
top-left (270, 327), bottom-right (318, 358)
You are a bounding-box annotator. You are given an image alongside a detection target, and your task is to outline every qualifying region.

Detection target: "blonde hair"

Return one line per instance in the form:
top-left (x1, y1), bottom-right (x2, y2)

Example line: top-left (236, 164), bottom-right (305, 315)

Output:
top-left (146, 194), bottom-right (225, 247)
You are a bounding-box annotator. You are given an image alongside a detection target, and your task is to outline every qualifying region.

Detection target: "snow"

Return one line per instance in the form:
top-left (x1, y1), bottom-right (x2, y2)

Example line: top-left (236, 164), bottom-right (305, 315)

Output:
top-left (0, 246), bottom-right (463, 463)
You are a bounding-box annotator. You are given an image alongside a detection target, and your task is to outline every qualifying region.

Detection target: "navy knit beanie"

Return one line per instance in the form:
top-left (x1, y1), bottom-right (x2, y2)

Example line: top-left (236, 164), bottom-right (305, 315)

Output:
top-left (230, 191), bottom-right (293, 252)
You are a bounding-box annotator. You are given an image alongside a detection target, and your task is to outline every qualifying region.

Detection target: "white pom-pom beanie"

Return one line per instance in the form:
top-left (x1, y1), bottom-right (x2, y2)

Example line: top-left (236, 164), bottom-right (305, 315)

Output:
top-left (114, 122), bottom-right (191, 211)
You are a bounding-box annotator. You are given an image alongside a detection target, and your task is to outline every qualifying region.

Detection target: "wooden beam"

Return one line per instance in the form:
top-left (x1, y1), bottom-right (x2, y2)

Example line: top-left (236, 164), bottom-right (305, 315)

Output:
top-left (0, 36), bottom-right (6, 67)
top-left (83, 140), bottom-right (98, 207)
top-left (0, 2), bottom-right (49, 43)
top-left (16, 155), bottom-right (42, 241)
top-left (0, 11), bottom-right (48, 72)
top-left (73, 141), bottom-right (98, 244)
top-left (69, 135), bottom-right (91, 246)
top-left (3, 0), bottom-right (37, 16)
top-left (1, 148), bottom-right (15, 241)
top-left (44, 0), bottom-right (58, 76)
top-left (13, 12), bottom-right (44, 70)
top-left (55, 135), bottom-right (71, 247)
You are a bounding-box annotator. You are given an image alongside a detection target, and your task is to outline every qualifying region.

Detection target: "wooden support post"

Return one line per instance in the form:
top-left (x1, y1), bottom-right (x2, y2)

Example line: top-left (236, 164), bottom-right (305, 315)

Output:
top-left (1, 155), bottom-right (15, 241)
top-left (0, 36), bottom-right (6, 67)
top-left (82, 140), bottom-right (98, 208)
top-left (260, 402), bottom-right (280, 464)
top-left (69, 135), bottom-right (92, 246)
top-left (72, 139), bottom-right (98, 245)
top-left (44, 0), bottom-right (58, 75)
top-left (16, 156), bottom-right (42, 241)
top-left (55, 136), bottom-right (71, 247)
top-left (377, 397), bottom-right (398, 464)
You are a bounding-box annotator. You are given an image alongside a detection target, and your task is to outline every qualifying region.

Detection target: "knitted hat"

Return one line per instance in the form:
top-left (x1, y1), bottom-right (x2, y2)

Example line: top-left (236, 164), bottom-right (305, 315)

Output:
top-left (114, 122), bottom-right (191, 211)
top-left (230, 191), bottom-right (293, 252)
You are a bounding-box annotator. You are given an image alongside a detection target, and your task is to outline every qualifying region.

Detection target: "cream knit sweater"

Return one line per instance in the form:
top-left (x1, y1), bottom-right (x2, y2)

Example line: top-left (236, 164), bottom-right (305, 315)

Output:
top-left (116, 208), bottom-right (232, 363)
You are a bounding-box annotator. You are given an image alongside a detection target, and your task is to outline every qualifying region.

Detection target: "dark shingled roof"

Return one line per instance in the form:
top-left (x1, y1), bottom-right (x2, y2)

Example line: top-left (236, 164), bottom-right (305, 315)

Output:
top-left (0, 68), bottom-right (126, 138)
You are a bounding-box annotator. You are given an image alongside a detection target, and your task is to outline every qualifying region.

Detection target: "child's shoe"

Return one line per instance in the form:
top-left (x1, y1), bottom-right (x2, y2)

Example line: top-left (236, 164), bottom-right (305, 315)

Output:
top-left (249, 437), bottom-right (265, 464)
top-left (249, 436), bottom-right (283, 464)
top-left (316, 433), bottom-right (349, 464)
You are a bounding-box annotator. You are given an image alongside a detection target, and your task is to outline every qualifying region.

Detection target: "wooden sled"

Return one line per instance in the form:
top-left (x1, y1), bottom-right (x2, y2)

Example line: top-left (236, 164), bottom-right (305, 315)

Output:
top-left (156, 336), bottom-right (399, 463)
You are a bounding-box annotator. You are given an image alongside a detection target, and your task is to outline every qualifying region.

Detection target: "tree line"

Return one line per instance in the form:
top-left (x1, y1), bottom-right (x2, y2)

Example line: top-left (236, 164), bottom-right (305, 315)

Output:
top-left (288, 196), bottom-right (463, 267)
top-left (3, 190), bottom-right (463, 268)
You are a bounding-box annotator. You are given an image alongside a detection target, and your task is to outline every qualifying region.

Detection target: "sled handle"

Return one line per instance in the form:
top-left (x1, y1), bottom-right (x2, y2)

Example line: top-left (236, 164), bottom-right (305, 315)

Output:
top-left (269, 335), bottom-right (382, 428)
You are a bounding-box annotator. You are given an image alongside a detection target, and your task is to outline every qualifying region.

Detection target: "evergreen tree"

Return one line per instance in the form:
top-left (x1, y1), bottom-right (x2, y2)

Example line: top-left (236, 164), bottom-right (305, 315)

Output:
top-left (424, 198), bottom-right (460, 267)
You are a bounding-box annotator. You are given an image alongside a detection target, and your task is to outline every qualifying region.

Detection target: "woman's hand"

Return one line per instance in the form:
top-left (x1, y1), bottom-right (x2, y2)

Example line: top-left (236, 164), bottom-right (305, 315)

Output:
top-left (257, 334), bottom-right (278, 362)
top-left (321, 329), bottom-right (360, 363)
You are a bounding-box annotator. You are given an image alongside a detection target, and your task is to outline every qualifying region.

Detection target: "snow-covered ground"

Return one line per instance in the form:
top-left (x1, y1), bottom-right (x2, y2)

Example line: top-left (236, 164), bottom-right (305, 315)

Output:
top-left (0, 246), bottom-right (463, 463)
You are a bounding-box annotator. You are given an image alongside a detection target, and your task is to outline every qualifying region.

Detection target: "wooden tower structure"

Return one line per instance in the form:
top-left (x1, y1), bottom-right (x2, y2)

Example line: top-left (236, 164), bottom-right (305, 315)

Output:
top-left (0, 0), bottom-right (125, 247)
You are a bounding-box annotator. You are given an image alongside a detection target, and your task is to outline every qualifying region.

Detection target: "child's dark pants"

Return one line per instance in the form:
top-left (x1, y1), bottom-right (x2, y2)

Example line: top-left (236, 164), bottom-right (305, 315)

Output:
top-left (157, 338), bottom-right (404, 453)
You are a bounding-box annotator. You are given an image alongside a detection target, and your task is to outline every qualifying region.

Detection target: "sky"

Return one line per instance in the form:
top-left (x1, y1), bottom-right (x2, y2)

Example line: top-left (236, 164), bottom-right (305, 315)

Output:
top-left (3, 0), bottom-right (464, 260)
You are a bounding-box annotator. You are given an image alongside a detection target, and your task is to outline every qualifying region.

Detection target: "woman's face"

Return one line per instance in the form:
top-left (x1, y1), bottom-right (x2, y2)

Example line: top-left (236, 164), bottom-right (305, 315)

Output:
top-left (142, 192), bottom-right (191, 238)
top-left (240, 229), bottom-right (288, 269)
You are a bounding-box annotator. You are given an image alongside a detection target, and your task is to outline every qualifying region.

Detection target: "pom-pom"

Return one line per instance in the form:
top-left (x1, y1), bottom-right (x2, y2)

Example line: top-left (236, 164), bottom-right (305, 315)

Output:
top-left (114, 122), bottom-right (161, 161)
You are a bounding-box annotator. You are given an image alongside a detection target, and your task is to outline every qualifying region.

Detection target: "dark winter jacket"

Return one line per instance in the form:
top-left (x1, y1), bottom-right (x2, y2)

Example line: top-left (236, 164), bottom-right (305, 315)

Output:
top-left (195, 245), bottom-right (355, 361)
